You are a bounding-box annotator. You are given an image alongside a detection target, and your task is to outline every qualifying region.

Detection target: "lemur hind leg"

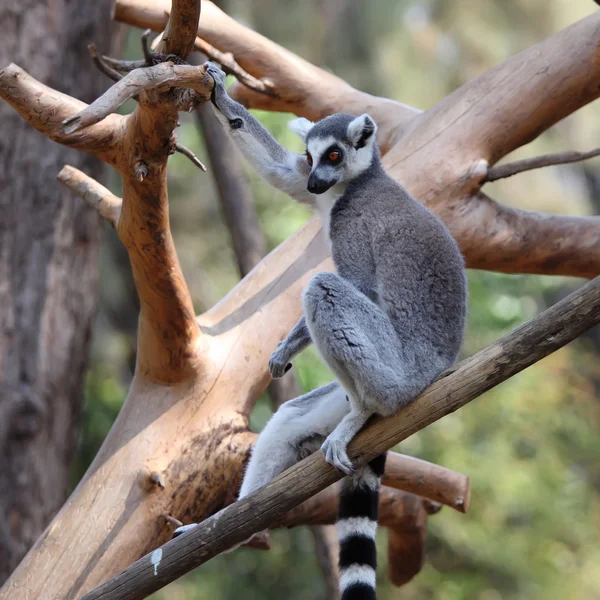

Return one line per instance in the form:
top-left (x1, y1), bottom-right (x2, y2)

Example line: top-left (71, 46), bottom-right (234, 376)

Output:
top-left (173, 383), bottom-right (349, 543)
top-left (303, 272), bottom-right (408, 474)
top-left (238, 381), bottom-right (350, 499)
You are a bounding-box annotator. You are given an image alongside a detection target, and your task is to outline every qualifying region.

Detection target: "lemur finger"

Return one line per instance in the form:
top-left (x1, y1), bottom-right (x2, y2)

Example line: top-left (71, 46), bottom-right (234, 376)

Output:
top-left (284, 363), bottom-right (292, 373)
top-left (172, 523), bottom-right (198, 538)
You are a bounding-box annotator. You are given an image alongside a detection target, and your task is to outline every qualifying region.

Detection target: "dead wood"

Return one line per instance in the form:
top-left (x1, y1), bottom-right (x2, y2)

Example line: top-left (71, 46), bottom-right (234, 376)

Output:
top-left (113, 0), bottom-right (600, 278)
top-left (81, 276), bottom-right (600, 600)
top-left (2, 1), bottom-right (600, 597)
top-left (485, 147), bottom-right (600, 182)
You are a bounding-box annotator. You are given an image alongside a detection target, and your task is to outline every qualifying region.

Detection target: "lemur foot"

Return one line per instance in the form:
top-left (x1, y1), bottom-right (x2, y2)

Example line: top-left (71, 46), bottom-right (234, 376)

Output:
top-left (321, 436), bottom-right (355, 475)
top-left (268, 342), bottom-right (293, 379)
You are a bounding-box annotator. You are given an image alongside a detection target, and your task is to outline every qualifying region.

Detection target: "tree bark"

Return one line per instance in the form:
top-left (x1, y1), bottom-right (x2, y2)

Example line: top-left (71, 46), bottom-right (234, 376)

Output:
top-left (2, 2), bottom-right (600, 597)
top-left (0, 0), bottom-right (122, 583)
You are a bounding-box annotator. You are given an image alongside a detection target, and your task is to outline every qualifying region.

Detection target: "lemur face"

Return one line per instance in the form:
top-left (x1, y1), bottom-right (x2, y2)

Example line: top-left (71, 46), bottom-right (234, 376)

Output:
top-left (289, 114), bottom-right (378, 195)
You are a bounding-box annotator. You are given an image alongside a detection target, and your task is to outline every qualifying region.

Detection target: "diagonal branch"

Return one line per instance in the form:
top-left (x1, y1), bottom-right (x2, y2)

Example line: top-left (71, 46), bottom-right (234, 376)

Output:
top-left (82, 276), bottom-right (600, 600)
top-left (113, 2), bottom-right (600, 278)
top-left (484, 147), bottom-right (600, 182)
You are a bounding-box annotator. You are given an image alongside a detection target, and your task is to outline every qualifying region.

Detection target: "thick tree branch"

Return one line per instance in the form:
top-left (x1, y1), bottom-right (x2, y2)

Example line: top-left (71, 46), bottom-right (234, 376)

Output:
top-left (0, 64), bottom-right (124, 167)
top-left (383, 452), bottom-right (469, 513)
top-left (112, 2), bottom-right (600, 278)
top-left (57, 165), bottom-right (122, 227)
top-left (82, 276), bottom-right (600, 600)
top-left (387, 494), bottom-right (428, 587)
top-left (158, 0), bottom-right (201, 57)
top-left (273, 484), bottom-right (435, 528)
top-left (485, 147), bottom-right (600, 182)
top-left (271, 450), bottom-right (467, 525)
top-left (112, 0), bottom-right (418, 153)
top-left (446, 192), bottom-right (600, 278)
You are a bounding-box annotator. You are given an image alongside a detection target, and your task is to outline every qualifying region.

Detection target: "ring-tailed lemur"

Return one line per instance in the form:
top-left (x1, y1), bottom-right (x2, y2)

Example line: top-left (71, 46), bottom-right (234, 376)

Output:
top-left (175, 64), bottom-right (467, 600)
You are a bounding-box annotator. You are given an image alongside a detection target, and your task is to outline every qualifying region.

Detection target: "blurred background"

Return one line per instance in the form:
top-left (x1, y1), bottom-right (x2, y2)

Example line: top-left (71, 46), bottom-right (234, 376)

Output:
top-left (4, 0), bottom-right (600, 598)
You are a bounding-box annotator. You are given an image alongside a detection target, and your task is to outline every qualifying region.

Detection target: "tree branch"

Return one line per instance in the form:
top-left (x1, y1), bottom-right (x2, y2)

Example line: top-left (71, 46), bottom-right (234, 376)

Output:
top-left (0, 63), bottom-right (124, 166)
top-left (387, 494), bottom-right (428, 587)
top-left (382, 452), bottom-right (469, 513)
top-left (63, 62), bottom-right (212, 135)
top-left (112, 2), bottom-right (600, 278)
top-left (271, 450), bottom-right (467, 527)
top-left (272, 483), bottom-right (435, 528)
top-left (112, 0), bottom-right (418, 153)
top-left (484, 147), bottom-right (600, 182)
top-left (193, 38), bottom-right (275, 96)
top-left (57, 165), bottom-right (122, 227)
top-left (158, 0), bottom-right (201, 57)
top-left (81, 276), bottom-right (600, 600)
top-left (446, 192), bottom-right (600, 278)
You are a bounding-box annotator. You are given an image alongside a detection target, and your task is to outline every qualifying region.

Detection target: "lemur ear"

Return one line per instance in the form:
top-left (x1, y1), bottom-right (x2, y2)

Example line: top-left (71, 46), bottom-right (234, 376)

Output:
top-left (347, 114), bottom-right (377, 149)
top-left (288, 117), bottom-right (315, 142)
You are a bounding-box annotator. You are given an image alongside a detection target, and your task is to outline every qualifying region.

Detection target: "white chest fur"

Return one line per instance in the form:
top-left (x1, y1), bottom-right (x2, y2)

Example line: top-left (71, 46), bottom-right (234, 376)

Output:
top-left (315, 183), bottom-right (346, 243)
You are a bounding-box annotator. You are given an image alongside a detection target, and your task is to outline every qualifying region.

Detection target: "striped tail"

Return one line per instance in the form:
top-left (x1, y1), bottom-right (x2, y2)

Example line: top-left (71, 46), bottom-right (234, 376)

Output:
top-left (337, 453), bottom-right (387, 600)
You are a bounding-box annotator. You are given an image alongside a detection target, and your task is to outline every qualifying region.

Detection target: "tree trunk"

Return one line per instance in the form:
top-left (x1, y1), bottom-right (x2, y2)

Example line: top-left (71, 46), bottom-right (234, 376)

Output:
top-left (0, 0), bottom-right (122, 582)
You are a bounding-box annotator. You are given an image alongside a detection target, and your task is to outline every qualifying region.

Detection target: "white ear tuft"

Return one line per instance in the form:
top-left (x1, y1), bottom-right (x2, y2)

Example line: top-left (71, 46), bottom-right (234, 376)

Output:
top-left (288, 117), bottom-right (315, 142)
top-left (347, 114), bottom-right (377, 149)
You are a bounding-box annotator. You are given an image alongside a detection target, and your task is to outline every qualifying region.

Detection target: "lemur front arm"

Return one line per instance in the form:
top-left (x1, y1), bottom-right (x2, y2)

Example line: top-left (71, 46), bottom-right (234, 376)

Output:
top-left (208, 65), bottom-right (315, 206)
top-left (268, 316), bottom-right (312, 378)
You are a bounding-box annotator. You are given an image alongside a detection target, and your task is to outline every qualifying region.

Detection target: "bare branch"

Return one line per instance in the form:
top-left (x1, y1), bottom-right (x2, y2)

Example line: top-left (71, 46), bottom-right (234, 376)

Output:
top-left (158, 0), bottom-right (200, 58)
top-left (82, 277), bottom-right (600, 600)
top-left (271, 451), bottom-right (468, 521)
top-left (382, 452), bottom-right (470, 513)
top-left (174, 143), bottom-right (207, 171)
top-left (447, 192), bottom-right (600, 279)
top-left (0, 63), bottom-right (124, 166)
top-left (141, 28), bottom-right (154, 64)
top-left (485, 147), bottom-right (600, 182)
top-left (273, 483), bottom-right (434, 529)
top-left (387, 494), bottom-right (428, 586)
top-left (88, 44), bottom-right (123, 82)
top-left (112, 0), bottom-right (418, 152)
top-left (100, 55), bottom-right (147, 72)
top-left (385, 12), bottom-right (600, 169)
top-left (57, 166), bottom-right (122, 227)
top-left (62, 62), bottom-right (212, 134)
top-left (193, 37), bottom-right (275, 96)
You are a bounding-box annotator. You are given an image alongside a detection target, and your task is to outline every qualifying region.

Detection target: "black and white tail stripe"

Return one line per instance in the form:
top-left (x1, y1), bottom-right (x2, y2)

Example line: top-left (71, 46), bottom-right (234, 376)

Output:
top-left (337, 453), bottom-right (387, 600)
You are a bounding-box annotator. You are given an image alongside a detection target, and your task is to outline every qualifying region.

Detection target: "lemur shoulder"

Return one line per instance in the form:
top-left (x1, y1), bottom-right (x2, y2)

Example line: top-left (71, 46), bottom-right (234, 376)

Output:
top-left (174, 64), bottom-right (467, 600)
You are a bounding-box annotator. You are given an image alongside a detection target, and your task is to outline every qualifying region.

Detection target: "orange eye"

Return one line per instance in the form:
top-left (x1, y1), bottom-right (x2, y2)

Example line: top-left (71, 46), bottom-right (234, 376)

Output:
top-left (306, 153), bottom-right (313, 166)
top-left (328, 150), bottom-right (340, 161)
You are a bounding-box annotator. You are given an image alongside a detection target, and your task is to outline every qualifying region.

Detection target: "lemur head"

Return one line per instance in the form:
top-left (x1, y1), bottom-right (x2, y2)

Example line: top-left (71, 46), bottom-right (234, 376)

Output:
top-left (288, 113), bottom-right (378, 195)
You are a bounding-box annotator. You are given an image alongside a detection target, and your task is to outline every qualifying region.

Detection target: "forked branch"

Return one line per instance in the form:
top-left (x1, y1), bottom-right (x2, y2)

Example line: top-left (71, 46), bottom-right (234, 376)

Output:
top-left (63, 62), bottom-right (212, 134)
top-left (0, 64), bottom-right (124, 167)
top-left (82, 277), bottom-right (600, 600)
top-left (112, 0), bottom-right (600, 278)
top-left (485, 147), bottom-right (600, 182)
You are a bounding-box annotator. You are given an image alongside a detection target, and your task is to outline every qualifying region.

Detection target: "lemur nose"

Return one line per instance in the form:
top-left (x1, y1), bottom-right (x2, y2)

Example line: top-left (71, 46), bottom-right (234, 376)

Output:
top-left (307, 176), bottom-right (333, 195)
